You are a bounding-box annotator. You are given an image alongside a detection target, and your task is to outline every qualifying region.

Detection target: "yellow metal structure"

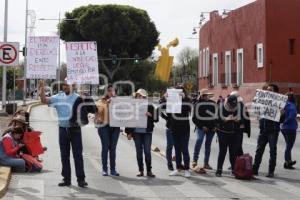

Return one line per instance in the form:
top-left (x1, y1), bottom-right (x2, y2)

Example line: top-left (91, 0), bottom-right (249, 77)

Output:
top-left (155, 38), bottom-right (179, 82)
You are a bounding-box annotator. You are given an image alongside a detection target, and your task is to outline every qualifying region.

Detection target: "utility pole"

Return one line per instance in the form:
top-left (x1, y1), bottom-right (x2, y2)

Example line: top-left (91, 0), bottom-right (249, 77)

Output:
top-left (1, 0), bottom-right (8, 113)
top-left (23, 0), bottom-right (29, 105)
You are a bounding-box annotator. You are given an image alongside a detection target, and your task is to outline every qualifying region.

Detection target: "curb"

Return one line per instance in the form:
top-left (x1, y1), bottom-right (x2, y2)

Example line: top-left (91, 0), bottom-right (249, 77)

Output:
top-left (0, 166), bottom-right (11, 198)
top-left (26, 102), bottom-right (42, 113)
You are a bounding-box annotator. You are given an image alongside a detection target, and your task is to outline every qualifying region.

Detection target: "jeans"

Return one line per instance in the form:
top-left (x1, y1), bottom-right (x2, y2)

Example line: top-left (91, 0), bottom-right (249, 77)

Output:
top-left (236, 130), bottom-right (244, 157)
top-left (133, 132), bottom-right (152, 172)
top-left (281, 129), bottom-right (297, 162)
top-left (193, 128), bottom-right (215, 164)
top-left (59, 127), bottom-right (85, 182)
top-left (253, 131), bottom-right (279, 173)
top-left (216, 132), bottom-right (238, 171)
top-left (173, 132), bottom-right (190, 170)
top-left (98, 126), bottom-right (120, 172)
top-left (166, 129), bottom-right (174, 165)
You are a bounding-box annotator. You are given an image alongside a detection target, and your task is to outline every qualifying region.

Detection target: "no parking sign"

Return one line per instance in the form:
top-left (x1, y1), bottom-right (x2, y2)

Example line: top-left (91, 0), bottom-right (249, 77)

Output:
top-left (0, 42), bottom-right (19, 66)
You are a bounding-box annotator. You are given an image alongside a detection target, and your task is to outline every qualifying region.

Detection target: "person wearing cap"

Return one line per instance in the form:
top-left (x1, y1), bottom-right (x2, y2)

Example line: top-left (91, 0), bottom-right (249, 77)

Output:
top-left (3, 115), bottom-right (33, 136)
top-left (0, 126), bottom-right (26, 172)
top-left (95, 84), bottom-right (121, 176)
top-left (229, 91), bottom-right (251, 157)
top-left (215, 95), bottom-right (246, 177)
top-left (125, 89), bottom-right (159, 178)
top-left (192, 89), bottom-right (217, 172)
top-left (253, 83), bottom-right (283, 178)
top-left (281, 92), bottom-right (298, 170)
top-left (39, 80), bottom-right (88, 188)
top-left (169, 86), bottom-right (192, 178)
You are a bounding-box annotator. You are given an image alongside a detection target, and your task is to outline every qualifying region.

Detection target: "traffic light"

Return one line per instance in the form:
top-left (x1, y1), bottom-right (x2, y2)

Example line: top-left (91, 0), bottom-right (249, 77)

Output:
top-left (112, 55), bottom-right (117, 65)
top-left (134, 54), bottom-right (140, 64)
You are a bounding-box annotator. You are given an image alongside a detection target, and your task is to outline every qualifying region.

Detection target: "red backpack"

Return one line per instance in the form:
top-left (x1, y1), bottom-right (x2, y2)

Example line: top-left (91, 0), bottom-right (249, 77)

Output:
top-left (234, 154), bottom-right (254, 180)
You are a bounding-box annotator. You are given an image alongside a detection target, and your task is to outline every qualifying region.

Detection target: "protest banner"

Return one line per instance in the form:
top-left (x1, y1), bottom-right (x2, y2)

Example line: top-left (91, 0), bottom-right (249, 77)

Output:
top-left (166, 88), bottom-right (183, 113)
top-left (26, 36), bottom-right (59, 79)
top-left (109, 97), bottom-right (148, 128)
top-left (252, 89), bottom-right (288, 122)
top-left (66, 41), bottom-right (99, 84)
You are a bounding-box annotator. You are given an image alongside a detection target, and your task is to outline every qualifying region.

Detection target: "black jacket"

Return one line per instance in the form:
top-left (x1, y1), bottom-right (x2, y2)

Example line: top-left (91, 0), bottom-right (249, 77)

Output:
top-left (159, 97), bottom-right (172, 129)
top-left (70, 96), bottom-right (97, 127)
top-left (169, 97), bottom-right (192, 134)
top-left (125, 104), bottom-right (159, 134)
top-left (192, 98), bottom-right (217, 130)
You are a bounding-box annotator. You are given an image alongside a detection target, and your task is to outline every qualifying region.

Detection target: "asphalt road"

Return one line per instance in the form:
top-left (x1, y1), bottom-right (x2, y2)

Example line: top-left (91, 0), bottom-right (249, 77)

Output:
top-left (4, 105), bottom-right (300, 199)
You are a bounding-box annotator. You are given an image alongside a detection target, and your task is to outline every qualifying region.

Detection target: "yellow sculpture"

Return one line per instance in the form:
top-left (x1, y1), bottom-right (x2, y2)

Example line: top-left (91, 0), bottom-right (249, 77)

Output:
top-left (155, 38), bottom-right (179, 82)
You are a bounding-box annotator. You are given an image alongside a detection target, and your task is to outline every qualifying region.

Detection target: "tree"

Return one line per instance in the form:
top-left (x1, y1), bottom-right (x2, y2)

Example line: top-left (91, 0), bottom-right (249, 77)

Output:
top-left (60, 4), bottom-right (159, 82)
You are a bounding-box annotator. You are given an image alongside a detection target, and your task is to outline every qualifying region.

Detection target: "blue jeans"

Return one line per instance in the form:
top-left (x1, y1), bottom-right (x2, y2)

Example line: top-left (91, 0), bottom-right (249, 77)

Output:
top-left (0, 141), bottom-right (25, 172)
top-left (281, 129), bottom-right (297, 162)
top-left (173, 132), bottom-right (190, 170)
top-left (166, 129), bottom-right (174, 165)
top-left (59, 127), bottom-right (85, 182)
top-left (193, 128), bottom-right (215, 164)
top-left (133, 132), bottom-right (152, 172)
top-left (98, 126), bottom-right (120, 172)
top-left (253, 131), bottom-right (279, 173)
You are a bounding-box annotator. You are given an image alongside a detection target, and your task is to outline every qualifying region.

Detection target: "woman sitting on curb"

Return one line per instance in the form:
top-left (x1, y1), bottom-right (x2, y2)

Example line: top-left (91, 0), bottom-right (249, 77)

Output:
top-left (0, 126), bottom-right (26, 172)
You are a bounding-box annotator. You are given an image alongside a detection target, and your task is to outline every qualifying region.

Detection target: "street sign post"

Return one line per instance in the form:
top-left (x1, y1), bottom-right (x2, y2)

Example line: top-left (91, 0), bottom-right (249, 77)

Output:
top-left (0, 42), bottom-right (19, 66)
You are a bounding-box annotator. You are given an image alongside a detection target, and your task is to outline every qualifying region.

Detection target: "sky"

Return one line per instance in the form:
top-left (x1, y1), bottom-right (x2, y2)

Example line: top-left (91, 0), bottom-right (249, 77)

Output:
top-left (0, 0), bottom-right (256, 63)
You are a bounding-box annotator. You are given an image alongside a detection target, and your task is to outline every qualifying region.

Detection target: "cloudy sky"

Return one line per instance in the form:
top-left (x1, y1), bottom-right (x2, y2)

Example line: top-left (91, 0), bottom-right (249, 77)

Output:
top-left (0, 0), bottom-right (255, 62)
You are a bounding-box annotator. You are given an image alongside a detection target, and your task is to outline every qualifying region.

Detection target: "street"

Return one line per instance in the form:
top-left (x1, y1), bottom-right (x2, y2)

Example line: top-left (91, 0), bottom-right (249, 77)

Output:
top-left (4, 105), bottom-right (300, 200)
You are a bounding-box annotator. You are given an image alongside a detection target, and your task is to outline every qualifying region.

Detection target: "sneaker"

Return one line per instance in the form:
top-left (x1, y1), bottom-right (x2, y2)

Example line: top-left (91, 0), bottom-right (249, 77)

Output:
top-left (266, 172), bottom-right (274, 178)
top-left (195, 167), bottom-right (206, 174)
top-left (78, 180), bottom-right (88, 188)
top-left (137, 171), bottom-right (144, 177)
top-left (168, 163), bottom-right (174, 171)
top-left (111, 170), bottom-right (120, 176)
top-left (191, 161), bottom-right (197, 168)
top-left (102, 171), bottom-right (108, 176)
top-left (169, 169), bottom-right (181, 176)
top-left (58, 180), bottom-right (71, 187)
top-left (291, 160), bottom-right (297, 166)
top-left (147, 171), bottom-right (156, 178)
top-left (215, 170), bottom-right (222, 177)
top-left (184, 170), bottom-right (191, 178)
top-left (203, 164), bottom-right (213, 170)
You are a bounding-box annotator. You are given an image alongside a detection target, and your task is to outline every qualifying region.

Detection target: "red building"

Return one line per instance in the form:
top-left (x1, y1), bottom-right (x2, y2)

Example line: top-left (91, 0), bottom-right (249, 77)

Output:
top-left (198, 0), bottom-right (300, 111)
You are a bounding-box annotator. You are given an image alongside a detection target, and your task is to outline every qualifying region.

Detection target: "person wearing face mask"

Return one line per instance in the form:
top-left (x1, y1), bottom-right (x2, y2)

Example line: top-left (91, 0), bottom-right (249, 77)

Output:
top-left (125, 89), bottom-right (159, 178)
top-left (39, 79), bottom-right (88, 188)
top-left (95, 84), bottom-right (121, 176)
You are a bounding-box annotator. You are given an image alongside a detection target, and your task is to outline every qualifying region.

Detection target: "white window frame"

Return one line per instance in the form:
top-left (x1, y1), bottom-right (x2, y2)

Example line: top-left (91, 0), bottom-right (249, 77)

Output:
top-left (257, 43), bottom-right (264, 68)
top-left (225, 51), bottom-right (231, 86)
top-left (202, 49), bottom-right (206, 77)
top-left (212, 53), bottom-right (218, 86)
top-left (199, 50), bottom-right (202, 78)
top-left (206, 47), bottom-right (210, 77)
top-left (237, 48), bottom-right (244, 86)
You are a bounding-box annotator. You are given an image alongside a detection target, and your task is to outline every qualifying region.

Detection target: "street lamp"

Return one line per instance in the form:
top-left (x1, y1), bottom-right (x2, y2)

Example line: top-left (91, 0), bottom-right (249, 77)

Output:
top-left (38, 14), bottom-right (78, 91)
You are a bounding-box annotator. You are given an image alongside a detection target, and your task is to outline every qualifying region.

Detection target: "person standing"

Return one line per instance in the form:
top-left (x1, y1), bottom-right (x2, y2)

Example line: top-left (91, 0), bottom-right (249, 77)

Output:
top-left (192, 89), bottom-right (217, 171)
top-left (126, 89), bottom-right (159, 177)
top-left (39, 80), bottom-right (87, 187)
top-left (159, 93), bottom-right (175, 171)
top-left (95, 84), bottom-right (121, 176)
top-left (253, 83), bottom-right (282, 178)
top-left (169, 86), bottom-right (192, 178)
top-left (281, 92), bottom-right (298, 170)
top-left (215, 95), bottom-right (245, 177)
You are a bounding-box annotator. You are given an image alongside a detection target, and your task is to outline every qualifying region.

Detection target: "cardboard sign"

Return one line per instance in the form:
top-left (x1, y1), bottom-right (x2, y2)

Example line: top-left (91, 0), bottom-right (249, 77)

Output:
top-left (26, 36), bottom-right (59, 79)
top-left (66, 41), bottom-right (99, 85)
top-left (166, 89), bottom-right (183, 113)
top-left (109, 97), bottom-right (148, 128)
top-left (252, 89), bottom-right (288, 122)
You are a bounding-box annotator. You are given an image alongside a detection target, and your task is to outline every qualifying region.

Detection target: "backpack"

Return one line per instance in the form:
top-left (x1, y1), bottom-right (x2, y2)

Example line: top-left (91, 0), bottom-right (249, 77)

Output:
top-left (234, 154), bottom-right (254, 180)
top-left (21, 154), bottom-right (43, 172)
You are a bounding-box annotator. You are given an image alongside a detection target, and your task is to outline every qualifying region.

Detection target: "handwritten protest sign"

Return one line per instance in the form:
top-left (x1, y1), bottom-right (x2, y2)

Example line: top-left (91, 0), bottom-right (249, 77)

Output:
top-left (66, 41), bottom-right (99, 84)
top-left (26, 36), bottom-right (59, 79)
top-left (252, 89), bottom-right (288, 122)
top-left (166, 89), bottom-right (183, 113)
top-left (109, 97), bottom-right (148, 128)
